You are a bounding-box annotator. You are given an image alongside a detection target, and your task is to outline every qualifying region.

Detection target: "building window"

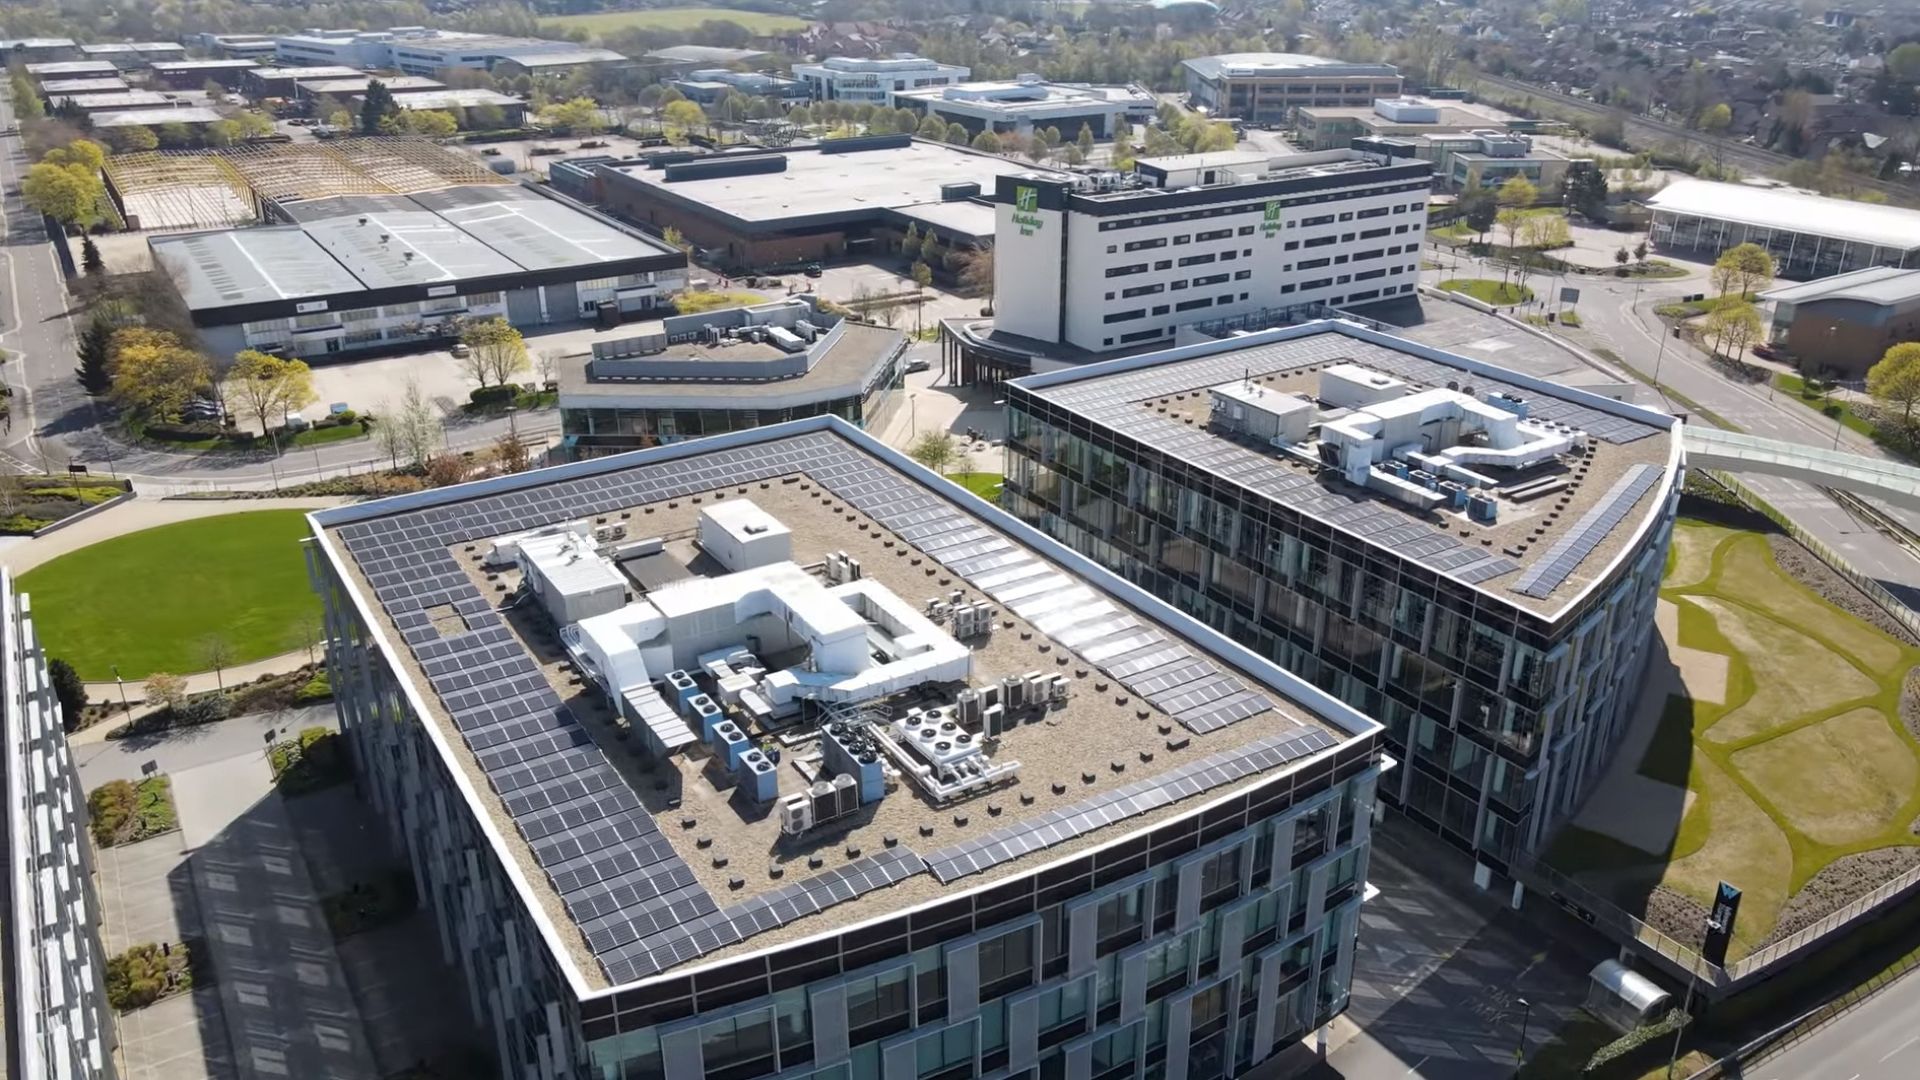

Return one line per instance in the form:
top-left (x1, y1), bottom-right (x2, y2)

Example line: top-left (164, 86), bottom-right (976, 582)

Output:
top-left (1121, 284), bottom-right (1165, 298)
top-left (978, 925), bottom-right (1035, 998)
top-left (915, 1025), bottom-right (977, 1080)
top-left (1104, 309), bottom-right (1146, 324)
top-left (847, 966), bottom-right (913, 1044)
top-left (1303, 236), bottom-right (1336, 249)
top-left (1124, 238), bottom-right (1167, 252)
top-left (1104, 263), bottom-right (1149, 278)
top-left (775, 986), bottom-right (813, 1067)
top-left (700, 1010), bottom-right (776, 1080)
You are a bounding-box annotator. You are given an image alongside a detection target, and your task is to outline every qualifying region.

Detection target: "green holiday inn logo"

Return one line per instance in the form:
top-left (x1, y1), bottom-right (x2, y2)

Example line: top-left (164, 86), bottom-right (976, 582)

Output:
top-left (1260, 199), bottom-right (1283, 235)
top-left (1011, 185), bottom-right (1044, 236)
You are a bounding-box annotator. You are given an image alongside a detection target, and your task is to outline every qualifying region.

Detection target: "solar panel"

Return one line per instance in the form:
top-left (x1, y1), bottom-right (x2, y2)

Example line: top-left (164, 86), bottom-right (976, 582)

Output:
top-left (1510, 463), bottom-right (1665, 598)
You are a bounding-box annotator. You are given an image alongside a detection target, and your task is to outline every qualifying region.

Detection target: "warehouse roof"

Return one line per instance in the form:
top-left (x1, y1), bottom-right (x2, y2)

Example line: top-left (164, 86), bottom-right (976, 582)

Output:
top-left (296, 76), bottom-right (445, 96)
top-left (377, 88), bottom-right (524, 111)
top-left (1648, 179), bottom-right (1920, 250)
top-left (644, 44), bottom-right (769, 65)
top-left (1760, 265), bottom-right (1920, 306)
top-left (249, 65), bottom-right (363, 81)
top-left (1181, 52), bottom-right (1401, 80)
top-left (24, 61), bottom-right (119, 77)
top-left (91, 107), bottom-right (222, 127)
top-left (152, 185), bottom-right (679, 312)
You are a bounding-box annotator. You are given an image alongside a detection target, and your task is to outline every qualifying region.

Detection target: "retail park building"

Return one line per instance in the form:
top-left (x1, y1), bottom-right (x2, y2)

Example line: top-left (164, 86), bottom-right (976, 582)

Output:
top-left (308, 419), bottom-right (1388, 1080)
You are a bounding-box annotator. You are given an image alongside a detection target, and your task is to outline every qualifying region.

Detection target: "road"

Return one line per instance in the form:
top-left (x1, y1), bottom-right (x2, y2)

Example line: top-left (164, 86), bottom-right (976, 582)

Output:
top-left (1748, 973), bottom-right (1920, 1080)
top-left (1420, 249), bottom-right (1920, 599)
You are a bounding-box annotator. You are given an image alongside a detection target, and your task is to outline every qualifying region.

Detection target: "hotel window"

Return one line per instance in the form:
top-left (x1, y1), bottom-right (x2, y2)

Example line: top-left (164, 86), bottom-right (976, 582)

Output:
top-left (978, 925), bottom-right (1035, 999)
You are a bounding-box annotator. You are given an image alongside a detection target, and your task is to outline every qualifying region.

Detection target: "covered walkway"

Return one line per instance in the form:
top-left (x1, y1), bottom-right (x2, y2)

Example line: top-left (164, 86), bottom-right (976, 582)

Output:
top-left (1683, 425), bottom-right (1920, 511)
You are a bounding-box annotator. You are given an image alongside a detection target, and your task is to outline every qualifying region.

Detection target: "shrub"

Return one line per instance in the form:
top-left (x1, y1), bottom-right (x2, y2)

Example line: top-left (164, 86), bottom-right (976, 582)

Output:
top-left (269, 728), bottom-right (349, 794)
top-left (468, 384), bottom-right (514, 407)
top-left (87, 775), bottom-right (177, 847)
top-left (104, 942), bottom-right (193, 1011)
top-left (174, 692), bottom-right (231, 726)
top-left (292, 671), bottom-right (333, 704)
top-left (88, 779), bottom-right (137, 846)
top-left (48, 657), bottom-right (86, 732)
top-left (1586, 1008), bottom-right (1690, 1073)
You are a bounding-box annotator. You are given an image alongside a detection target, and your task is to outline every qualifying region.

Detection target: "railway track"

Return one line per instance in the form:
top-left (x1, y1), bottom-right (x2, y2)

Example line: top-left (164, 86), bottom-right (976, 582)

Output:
top-left (1470, 72), bottom-right (1920, 207)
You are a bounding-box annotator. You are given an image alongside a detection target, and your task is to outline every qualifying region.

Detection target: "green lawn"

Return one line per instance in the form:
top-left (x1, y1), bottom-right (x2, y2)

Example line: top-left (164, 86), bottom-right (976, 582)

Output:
top-left (950, 471), bottom-right (1002, 501)
top-left (1546, 519), bottom-right (1920, 960)
top-left (20, 510), bottom-right (321, 680)
top-left (1656, 293), bottom-right (1754, 319)
top-left (541, 7), bottom-right (811, 36)
top-left (1438, 278), bottom-right (1534, 305)
top-left (287, 420), bottom-right (369, 448)
top-left (1771, 372), bottom-right (1877, 440)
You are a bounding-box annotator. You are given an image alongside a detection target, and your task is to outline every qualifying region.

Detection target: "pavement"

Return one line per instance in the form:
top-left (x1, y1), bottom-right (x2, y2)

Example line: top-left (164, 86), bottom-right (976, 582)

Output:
top-left (73, 705), bottom-right (334, 777)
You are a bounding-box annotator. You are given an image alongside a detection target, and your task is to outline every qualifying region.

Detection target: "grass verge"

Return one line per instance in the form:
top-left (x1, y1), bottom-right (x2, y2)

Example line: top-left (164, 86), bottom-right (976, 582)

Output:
top-left (1439, 277), bottom-right (1535, 305)
top-left (1770, 372), bottom-right (1876, 439)
top-left (950, 471), bottom-right (1002, 501)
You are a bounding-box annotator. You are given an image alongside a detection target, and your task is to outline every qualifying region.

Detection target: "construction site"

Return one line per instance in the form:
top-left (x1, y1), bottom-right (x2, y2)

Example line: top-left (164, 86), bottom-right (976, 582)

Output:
top-left (101, 136), bottom-right (511, 232)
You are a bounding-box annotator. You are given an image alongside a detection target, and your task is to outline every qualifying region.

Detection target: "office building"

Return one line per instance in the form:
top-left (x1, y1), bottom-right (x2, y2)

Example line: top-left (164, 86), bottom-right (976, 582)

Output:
top-left (979, 148), bottom-right (1430, 362)
top-left (585, 133), bottom-right (1056, 267)
top-left (151, 184), bottom-right (686, 360)
top-left (1412, 131), bottom-right (1573, 192)
top-left (1648, 179), bottom-right (1920, 278)
top-left (792, 54), bottom-right (972, 105)
top-left (308, 416), bottom-right (1386, 1080)
top-left (76, 41), bottom-right (187, 69)
top-left (560, 296), bottom-right (907, 456)
top-left (188, 33), bottom-right (279, 60)
top-left (1292, 97), bottom-right (1517, 151)
top-left (2, 570), bottom-right (116, 1080)
top-left (999, 320), bottom-right (1681, 873)
top-left (670, 69), bottom-right (809, 106)
top-left (1759, 266), bottom-right (1920, 375)
top-left (148, 59), bottom-right (263, 89)
top-left (274, 27), bottom-right (624, 76)
top-left (893, 76), bottom-right (1156, 140)
top-left (1181, 54), bottom-right (1401, 125)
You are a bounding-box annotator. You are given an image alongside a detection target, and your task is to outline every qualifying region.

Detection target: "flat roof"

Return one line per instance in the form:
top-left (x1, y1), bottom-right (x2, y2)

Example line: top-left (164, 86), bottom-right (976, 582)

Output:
top-left (496, 48), bottom-right (627, 67)
top-left (150, 59), bottom-right (262, 70)
top-left (297, 76), bottom-right (444, 95)
top-left (644, 45), bottom-right (769, 64)
top-left (153, 185), bottom-right (678, 311)
top-left (92, 107), bottom-right (221, 126)
top-left (38, 78), bottom-right (129, 94)
top-left (380, 89), bottom-right (524, 110)
top-left (1648, 178), bottom-right (1920, 250)
top-left (1298, 102), bottom-right (1509, 126)
top-left (1760, 265), bottom-right (1920, 306)
top-left (1012, 322), bottom-right (1681, 616)
top-left (562, 321), bottom-right (902, 406)
top-left (310, 420), bottom-right (1371, 989)
top-left (24, 61), bottom-right (119, 77)
top-left (78, 41), bottom-right (182, 54)
top-left (893, 80), bottom-right (1153, 116)
top-left (48, 90), bottom-right (176, 110)
top-left (249, 65), bottom-right (363, 80)
top-left (1181, 52), bottom-right (1400, 80)
top-left (607, 139), bottom-right (1068, 226)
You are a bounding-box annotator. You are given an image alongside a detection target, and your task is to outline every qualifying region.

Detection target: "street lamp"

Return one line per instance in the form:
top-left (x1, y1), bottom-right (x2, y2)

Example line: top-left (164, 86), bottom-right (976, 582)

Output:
top-left (1513, 997), bottom-right (1533, 1075)
top-left (110, 665), bottom-right (129, 714)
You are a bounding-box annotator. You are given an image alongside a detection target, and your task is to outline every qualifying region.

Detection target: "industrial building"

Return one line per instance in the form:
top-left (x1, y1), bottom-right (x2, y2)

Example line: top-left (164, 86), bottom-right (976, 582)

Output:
top-left (892, 75), bottom-right (1156, 139)
top-left (1759, 266), bottom-right (1920, 376)
top-left (23, 60), bottom-right (121, 82)
top-left (307, 415), bottom-right (1386, 1080)
top-left (92, 106), bottom-right (222, 133)
top-left (0, 37), bottom-right (78, 63)
top-left (295, 74), bottom-right (445, 103)
top-left (37, 77), bottom-right (130, 97)
top-left (967, 147), bottom-right (1431, 368)
top-left (1292, 97), bottom-right (1519, 151)
top-left (1648, 178), bottom-right (1920, 278)
top-left (791, 54), bottom-right (972, 105)
top-left (273, 27), bottom-right (624, 76)
top-left (585, 134), bottom-right (1059, 268)
top-left (243, 65), bottom-right (364, 99)
top-left (2, 570), bottom-right (115, 1080)
top-left (642, 44), bottom-right (773, 73)
top-left (1001, 320), bottom-right (1682, 874)
top-left (1376, 130), bottom-right (1574, 192)
top-left (356, 88), bottom-right (528, 128)
top-left (76, 41), bottom-right (187, 69)
top-left (151, 183), bottom-right (686, 360)
top-left (186, 33), bottom-right (280, 60)
top-left (46, 90), bottom-right (184, 115)
top-left (669, 69), bottom-right (809, 106)
top-left (1181, 54), bottom-right (1402, 124)
top-left (148, 59), bottom-right (263, 89)
top-left (560, 296), bottom-right (908, 456)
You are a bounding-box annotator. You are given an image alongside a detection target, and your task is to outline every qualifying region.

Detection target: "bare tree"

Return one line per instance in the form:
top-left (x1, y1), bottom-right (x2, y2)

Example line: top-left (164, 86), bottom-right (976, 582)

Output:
top-left (397, 377), bottom-right (440, 468)
top-left (201, 635), bottom-right (233, 692)
top-left (536, 349), bottom-right (563, 389)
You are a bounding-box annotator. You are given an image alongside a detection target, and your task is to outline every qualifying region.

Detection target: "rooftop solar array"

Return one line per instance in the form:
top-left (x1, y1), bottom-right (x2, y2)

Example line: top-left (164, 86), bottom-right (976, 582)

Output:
top-left (330, 429), bottom-right (1332, 983)
top-left (1509, 463), bottom-right (1665, 599)
top-left (1025, 333), bottom-right (1665, 597)
top-left (926, 726), bottom-right (1339, 883)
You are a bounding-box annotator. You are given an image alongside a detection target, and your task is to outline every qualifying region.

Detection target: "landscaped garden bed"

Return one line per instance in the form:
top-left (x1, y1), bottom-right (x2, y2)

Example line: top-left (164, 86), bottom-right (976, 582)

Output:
top-left (269, 726), bottom-right (351, 795)
top-left (87, 776), bottom-right (179, 847)
top-left (322, 868), bottom-right (419, 940)
top-left (105, 939), bottom-right (205, 1012)
top-left (0, 475), bottom-right (128, 534)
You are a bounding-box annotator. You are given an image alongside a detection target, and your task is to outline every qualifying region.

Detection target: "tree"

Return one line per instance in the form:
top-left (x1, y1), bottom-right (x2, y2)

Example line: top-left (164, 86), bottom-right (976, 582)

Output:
top-left (205, 119), bottom-right (241, 147)
top-left (81, 235), bottom-right (104, 275)
top-left (917, 114), bottom-right (948, 140)
top-left (959, 246), bottom-right (994, 299)
top-left (946, 122), bottom-right (969, 145)
top-left (971, 131), bottom-right (1001, 154)
top-left (48, 657), bottom-right (86, 732)
top-left (326, 109), bottom-right (353, 132)
top-left (662, 99), bottom-right (705, 135)
top-left (20, 161), bottom-right (104, 226)
top-left (1076, 122), bottom-right (1095, 157)
top-left (662, 225), bottom-right (691, 253)
top-left (910, 431), bottom-right (957, 474)
top-left (156, 122), bottom-right (192, 149)
top-left (1704, 300), bottom-right (1762, 360)
top-left (1697, 102), bottom-right (1732, 134)
top-left (43, 140), bottom-right (105, 171)
top-left (910, 260), bottom-right (933, 333)
top-left (461, 317), bottom-right (529, 388)
top-left (402, 110), bottom-right (459, 138)
top-left (361, 79), bottom-right (399, 135)
top-left (226, 349), bottom-right (317, 435)
top-left (1634, 239), bottom-right (1649, 262)
top-left (919, 230), bottom-right (940, 265)
top-left (541, 97), bottom-right (604, 135)
top-left (1496, 175), bottom-right (1538, 211)
top-left (491, 432), bottom-right (530, 475)
top-left (1615, 246), bottom-right (1630, 268)
top-left (901, 221), bottom-right (919, 257)
top-left (144, 673), bottom-right (188, 714)
top-left (1723, 242), bottom-right (1776, 298)
top-left (200, 635), bottom-right (233, 692)
top-left (76, 311), bottom-right (119, 395)
top-left (1868, 342), bottom-right (1920, 423)
top-left (106, 126), bottom-right (158, 153)
top-left (382, 377), bottom-right (440, 468)
top-left (1460, 188), bottom-right (1499, 245)
top-left (1564, 167), bottom-right (1609, 218)
top-left (109, 328), bottom-right (209, 423)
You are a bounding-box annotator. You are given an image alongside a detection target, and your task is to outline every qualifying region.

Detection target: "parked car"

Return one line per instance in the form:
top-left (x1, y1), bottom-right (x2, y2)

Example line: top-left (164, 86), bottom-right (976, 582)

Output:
top-left (450, 342), bottom-right (471, 359)
top-left (803, 263), bottom-right (823, 278)
top-left (904, 357), bottom-right (929, 374)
